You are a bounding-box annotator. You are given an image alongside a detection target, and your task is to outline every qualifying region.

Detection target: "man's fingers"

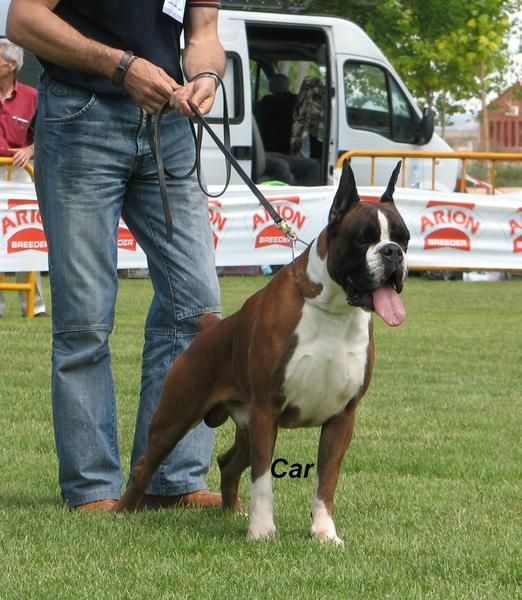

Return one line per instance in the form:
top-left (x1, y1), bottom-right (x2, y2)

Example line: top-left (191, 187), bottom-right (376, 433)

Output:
top-left (170, 78), bottom-right (217, 117)
top-left (123, 58), bottom-right (181, 113)
top-left (9, 148), bottom-right (26, 167)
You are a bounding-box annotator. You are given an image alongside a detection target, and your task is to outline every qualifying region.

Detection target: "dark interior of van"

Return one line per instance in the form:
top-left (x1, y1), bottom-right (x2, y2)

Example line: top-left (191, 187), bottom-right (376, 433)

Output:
top-left (246, 24), bottom-right (330, 185)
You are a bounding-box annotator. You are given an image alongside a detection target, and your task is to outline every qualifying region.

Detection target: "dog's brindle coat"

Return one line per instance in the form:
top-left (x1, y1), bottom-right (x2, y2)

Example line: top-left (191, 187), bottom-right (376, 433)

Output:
top-left (117, 162), bottom-right (410, 544)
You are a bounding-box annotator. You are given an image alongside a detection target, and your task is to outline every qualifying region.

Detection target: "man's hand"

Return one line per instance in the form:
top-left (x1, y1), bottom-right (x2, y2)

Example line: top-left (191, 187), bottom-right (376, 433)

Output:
top-left (123, 57), bottom-right (181, 114)
top-left (169, 76), bottom-right (218, 118)
top-left (9, 145), bottom-right (33, 168)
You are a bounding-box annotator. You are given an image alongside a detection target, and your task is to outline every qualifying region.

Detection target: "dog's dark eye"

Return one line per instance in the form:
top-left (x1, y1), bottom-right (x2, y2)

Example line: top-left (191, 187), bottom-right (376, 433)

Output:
top-left (353, 234), bottom-right (371, 246)
top-left (353, 226), bottom-right (377, 246)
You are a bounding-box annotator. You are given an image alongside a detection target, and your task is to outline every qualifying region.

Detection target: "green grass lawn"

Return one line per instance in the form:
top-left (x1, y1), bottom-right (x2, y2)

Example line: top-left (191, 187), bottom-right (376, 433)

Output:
top-left (0, 274), bottom-right (520, 599)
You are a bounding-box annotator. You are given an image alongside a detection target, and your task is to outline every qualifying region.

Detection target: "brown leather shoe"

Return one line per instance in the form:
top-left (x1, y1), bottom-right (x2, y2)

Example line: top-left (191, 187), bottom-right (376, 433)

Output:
top-left (75, 499), bottom-right (119, 512)
top-left (141, 489), bottom-right (222, 510)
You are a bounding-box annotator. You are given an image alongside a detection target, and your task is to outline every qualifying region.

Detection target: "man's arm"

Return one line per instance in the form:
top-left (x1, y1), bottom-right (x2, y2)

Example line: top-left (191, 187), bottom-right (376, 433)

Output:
top-left (172, 7), bottom-right (225, 116)
top-left (183, 7), bottom-right (225, 81)
top-left (7, 0), bottom-right (119, 78)
top-left (7, 0), bottom-right (180, 113)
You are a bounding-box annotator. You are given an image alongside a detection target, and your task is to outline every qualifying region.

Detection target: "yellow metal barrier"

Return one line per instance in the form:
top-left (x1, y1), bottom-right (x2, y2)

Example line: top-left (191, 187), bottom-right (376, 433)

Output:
top-left (336, 150), bottom-right (522, 195)
top-left (0, 158), bottom-right (37, 318)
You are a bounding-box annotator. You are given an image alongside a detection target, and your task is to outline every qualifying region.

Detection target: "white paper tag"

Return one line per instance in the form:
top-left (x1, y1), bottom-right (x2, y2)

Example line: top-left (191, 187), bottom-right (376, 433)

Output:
top-left (163, 0), bottom-right (187, 23)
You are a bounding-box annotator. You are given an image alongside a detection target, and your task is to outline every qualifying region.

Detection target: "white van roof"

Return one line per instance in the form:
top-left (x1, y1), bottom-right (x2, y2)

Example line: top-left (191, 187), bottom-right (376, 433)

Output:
top-left (220, 9), bottom-right (388, 62)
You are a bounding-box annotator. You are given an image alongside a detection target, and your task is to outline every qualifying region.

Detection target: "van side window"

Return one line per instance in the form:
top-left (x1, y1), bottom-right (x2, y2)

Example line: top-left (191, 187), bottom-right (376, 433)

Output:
top-left (206, 53), bottom-right (243, 123)
top-left (344, 61), bottom-right (416, 143)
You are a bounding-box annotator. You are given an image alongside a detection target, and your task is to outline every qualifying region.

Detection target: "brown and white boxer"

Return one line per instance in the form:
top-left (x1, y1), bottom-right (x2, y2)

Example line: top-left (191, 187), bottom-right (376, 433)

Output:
top-left (116, 161), bottom-right (410, 545)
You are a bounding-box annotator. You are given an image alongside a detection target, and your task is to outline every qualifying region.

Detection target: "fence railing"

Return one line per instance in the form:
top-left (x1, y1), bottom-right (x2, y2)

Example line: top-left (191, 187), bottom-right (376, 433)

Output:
top-left (336, 150), bottom-right (522, 194)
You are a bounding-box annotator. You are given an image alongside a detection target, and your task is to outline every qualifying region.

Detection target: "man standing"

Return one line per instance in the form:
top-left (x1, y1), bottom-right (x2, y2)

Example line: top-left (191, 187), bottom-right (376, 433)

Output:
top-left (0, 38), bottom-right (47, 318)
top-left (7, 1), bottom-right (225, 510)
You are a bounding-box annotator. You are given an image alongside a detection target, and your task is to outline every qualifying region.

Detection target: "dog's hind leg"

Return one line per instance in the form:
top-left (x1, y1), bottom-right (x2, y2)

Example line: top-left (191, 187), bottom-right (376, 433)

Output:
top-left (218, 425), bottom-right (250, 512)
top-left (118, 429), bottom-right (187, 512)
top-left (310, 405), bottom-right (357, 545)
top-left (116, 353), bottom-right (218, 512)
top-left (116, 410), bottom-right (205, 512)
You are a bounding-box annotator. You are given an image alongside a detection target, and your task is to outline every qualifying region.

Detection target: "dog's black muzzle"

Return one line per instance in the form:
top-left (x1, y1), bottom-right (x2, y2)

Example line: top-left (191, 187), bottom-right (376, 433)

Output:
top-left (379, 242), bottom-right (404, 266)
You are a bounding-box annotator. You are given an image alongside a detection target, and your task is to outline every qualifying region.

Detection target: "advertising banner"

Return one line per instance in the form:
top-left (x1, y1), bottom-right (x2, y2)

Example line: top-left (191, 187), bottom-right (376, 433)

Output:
top-left (1, 182), bottom-right (521, 272)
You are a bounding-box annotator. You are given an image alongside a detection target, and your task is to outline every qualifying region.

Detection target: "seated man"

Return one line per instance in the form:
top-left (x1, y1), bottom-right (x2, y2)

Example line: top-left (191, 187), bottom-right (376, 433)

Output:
top-left (253, 75), bottom-right (321, 186)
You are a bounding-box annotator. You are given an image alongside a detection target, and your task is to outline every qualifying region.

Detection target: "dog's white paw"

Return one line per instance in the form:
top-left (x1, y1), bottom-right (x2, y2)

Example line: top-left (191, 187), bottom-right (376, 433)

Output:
top-left (246, 520), bottom-right (277, 541)
top-left (310, 498), bottom-right (344, 546)
top-left (309, 525), bottom-right (344, 546)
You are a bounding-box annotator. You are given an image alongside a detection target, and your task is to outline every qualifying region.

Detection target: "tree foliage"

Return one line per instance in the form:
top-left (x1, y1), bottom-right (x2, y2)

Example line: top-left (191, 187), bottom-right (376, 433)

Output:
top-left (306, 0), bottom-right (521, 135)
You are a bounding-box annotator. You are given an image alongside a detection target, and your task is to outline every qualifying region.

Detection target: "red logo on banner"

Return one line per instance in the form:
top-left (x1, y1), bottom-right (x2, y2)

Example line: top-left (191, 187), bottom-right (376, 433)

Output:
top-left (2, 206), bottom-right (42, 235)
top-left (255, 223), bottom-right (293, 248)
top-left (7, 227), bottom-right (47, 253)
top-left (420, 200), bottom-right (479, 252)
top-left (117, 227), bottom-right (137, 251)
top-left (424, 228), bottom-right (471, 251)
top-left (426, 200), bottom-right (476, 210)
top-left (7, 198), bottom-right (38, 209)
top-left (252, 196), bottom-right (306, 248)
top-left (208, 200), bottom-right (227, 249)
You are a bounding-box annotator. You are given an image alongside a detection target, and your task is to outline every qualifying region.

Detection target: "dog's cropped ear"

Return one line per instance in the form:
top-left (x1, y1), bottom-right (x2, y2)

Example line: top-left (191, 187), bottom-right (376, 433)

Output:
top-left (328, 161), bottom-right (360, 227)
top-left (380, 160), bottom-right (402, 204)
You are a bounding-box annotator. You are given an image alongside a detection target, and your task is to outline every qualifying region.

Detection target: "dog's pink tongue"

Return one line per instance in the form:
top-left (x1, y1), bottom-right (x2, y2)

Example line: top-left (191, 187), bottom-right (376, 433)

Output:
top-left (372, 285), bottom-right (406, 327)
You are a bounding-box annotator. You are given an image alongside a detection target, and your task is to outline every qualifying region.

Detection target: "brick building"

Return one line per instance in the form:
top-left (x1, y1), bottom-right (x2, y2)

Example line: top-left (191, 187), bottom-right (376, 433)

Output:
top-left (483, 80), bottom-right (522, 150)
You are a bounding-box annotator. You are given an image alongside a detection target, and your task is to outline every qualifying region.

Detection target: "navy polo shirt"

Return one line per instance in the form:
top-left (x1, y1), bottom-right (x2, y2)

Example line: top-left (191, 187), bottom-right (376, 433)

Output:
top-left (41, 0), bottom-right (221, 95)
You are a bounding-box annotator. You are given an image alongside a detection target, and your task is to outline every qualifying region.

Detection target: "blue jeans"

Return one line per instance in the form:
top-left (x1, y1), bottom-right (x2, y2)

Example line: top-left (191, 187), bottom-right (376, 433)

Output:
top-left (35, 75), bottom-right (220, 507)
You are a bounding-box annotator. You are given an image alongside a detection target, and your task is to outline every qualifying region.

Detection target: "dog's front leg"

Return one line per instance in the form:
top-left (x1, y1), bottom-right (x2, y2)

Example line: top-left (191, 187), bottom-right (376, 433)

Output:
top-left (310, 405), bottom-right (357, 546)
top-left (247, 403), bottom-right (279, 541)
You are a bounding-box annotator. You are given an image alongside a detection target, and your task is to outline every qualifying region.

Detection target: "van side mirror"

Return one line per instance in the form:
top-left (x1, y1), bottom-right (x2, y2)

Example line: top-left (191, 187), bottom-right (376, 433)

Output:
top-left (416, 107), bottom-right (435, 145)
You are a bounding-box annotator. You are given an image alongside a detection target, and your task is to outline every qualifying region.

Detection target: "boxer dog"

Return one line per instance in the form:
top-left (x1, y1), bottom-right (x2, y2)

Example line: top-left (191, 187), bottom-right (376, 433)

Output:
top-left (116, 161), bottom-right (410, 545)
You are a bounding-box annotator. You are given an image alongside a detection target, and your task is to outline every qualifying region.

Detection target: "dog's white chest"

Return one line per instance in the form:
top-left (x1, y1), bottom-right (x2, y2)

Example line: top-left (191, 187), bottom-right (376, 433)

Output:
top-left (282, 303), bottom-right (371, 426)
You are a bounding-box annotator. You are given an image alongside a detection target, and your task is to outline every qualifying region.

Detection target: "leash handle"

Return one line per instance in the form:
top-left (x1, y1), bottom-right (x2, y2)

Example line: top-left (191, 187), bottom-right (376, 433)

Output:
top-left (191, 75), bottom-right (232, 199)
top-left (147, 74), bottom-right (232, 242)
top-left (189, 102), bottom-right (307, 249)
top-left (148, 75), bottom-right (232, 192)
top-left (148, 74), bottom-right (300, 244)
top-left (188, 99), bottom-right (284, 227)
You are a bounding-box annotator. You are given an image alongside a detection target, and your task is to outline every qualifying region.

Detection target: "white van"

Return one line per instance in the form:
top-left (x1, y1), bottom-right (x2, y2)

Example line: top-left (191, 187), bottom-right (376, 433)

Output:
top-left (0, 2), bottom-right (458, 190)
top-left (206, 9), bottom-right (458, 190)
